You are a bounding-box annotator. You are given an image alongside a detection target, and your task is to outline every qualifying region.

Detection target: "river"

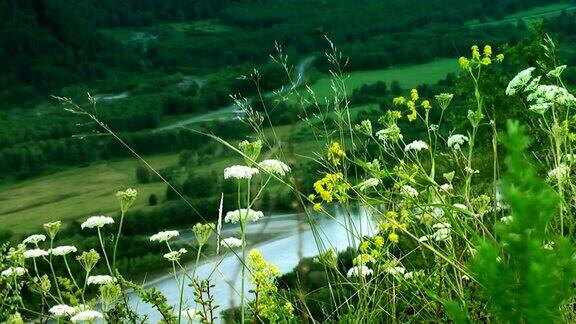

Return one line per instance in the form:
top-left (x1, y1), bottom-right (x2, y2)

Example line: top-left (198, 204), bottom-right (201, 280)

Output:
top-left (127, 206), bottom-right (377, 322)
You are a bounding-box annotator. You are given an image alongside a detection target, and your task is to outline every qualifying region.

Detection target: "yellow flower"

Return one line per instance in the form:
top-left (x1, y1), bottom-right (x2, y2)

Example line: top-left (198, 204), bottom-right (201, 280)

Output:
top-left (471, 45), bottom-right (480, 59)
top-left (496, 53), bottom-right (504, 62)
top-left (313, 203), bottom-right (322, 212)
top-left (327, 142), bottom-right (346, 166)
top-left (400, 209), bottom-right (410, 218)
top-left (569, 133), bottom-right (576, 142)
top-left (374, 235), bottom-right (384, 248)
top-left (410, 89), bottom-right (419, 102)
top-left (360, 241), bottom-right (370, 253)
top-left (458, 57), bottom-right (470, 70)
top-left (422, 100), bottom-right (431, 110)
top-left (393, 96), bottom-right (406, 105)
top-left (483, 45), bottom-right (492, 57)
top-left (388, 232), bottom-right (399, 244)
top-left (481, 57), bottom-right (491, 66)
top-left (407, 101), bottom-right (417, 122)
top-left (308, 194), bottom-right (316, 201)
top-left (390, 110), bottom-right (402, 120)
top-left (313, 173), bottom-right (349, 203)
top-left (386, 210), bottom-right (398, 219)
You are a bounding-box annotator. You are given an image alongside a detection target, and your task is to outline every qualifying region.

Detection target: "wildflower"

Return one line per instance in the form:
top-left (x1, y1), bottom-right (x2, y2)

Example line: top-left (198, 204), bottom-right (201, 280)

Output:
top-left (432, 223), bottom-right (451, 241)
top-left (355, 119), bottom-right (373, 136)
top-left (388, 232), bottom-right (400, 244)
top-left (410, 88), bottom-right (419, 101)
top-left (459, 57), bottom-right (470, 69)
top-left (354, 254), bottom-right (376, 266)
top-left (447, 134), bottom-right (469, 150)
top-left (22, 234), bottom-right (46, 245)
top-left (192, 223), bottom-right (214, 247)
top-left (23, 248), bottom-right (49, 258)
top-left (163, 248), bottom-right (187, 262)
top-left (385, 266), bottom-right (406, 275)
top-left (70, 310), bottom-right (103, 322)
top-left (404, 140), bottom-right (428, 152)
top-left (527, 85), bottom-right (576, 107)
top-left (544, 241), bottom-right (555, 250)
top-left (407, 100), bottom-right (417, 121)
top-left (87, 275), bottom-right (115, 286)
top-left (49, 304), bottom-right (76, 317)
top-left (116, 188), bottom-right (137, 213)
top-left (401, 185), bottom-right (419, 197)
top-left (81, 216), bottom-right (114, 229)
top-left (421, 100), bottom-right (431, 110)
top-left (393, 96), bottom-right (406, 105)
top-left (483, 45), bottom-right (492, 57)
top-left (50, 246), bottom-right (77, 256)
top-left (524, 75), bottom-right (541, 92)
top-left (238, 139), bottom-right (262, 165)
top-left (374, 235), bottom-right (385, 248)
top-left (313, 203), bottom-right (322, 212)
top-left (529, 103), bottom-right (551, 114)
top-left (435, 93), bottom-right (454, 110)
top-left (376, 125), bottom-right (403, 142)
top-left (440, 183), bottom-right (453, 192)
top-left (258, 159), bottom-right (291, 176)
top-left (347, 265), bottom-right (373, 278)
top-left (548, 163), bottom-right (570, 183)
top-left (404, 272), bottom-right (415, 279)
top-left (505, 67), bottom-right (536, 96)
top-left (418, 235), bottom-right (429, 242)
top-left (443, 171), bottom-right (455, 183)
top-left (1, 267), bottom-right (26, 277)
top-left (313, 172), bottom-right (350, 203)
top-left (357, 178), bottom-right (381, 191)
top-left (76, 250), bottom-right (100, 272)
top-left (471, 45), bottom-right (480, 59)
top-left (327, 142), bottom-right (346, 166)
top-left (43, 221), bottom-right (61, 239)
top-left (496, 53), bottom-right (505, 62)
top-left (220, 237), bottom-right (243, 248)
top-left (547, 65), bottom-right (567, 78)
top-left (224, 165), bottom-right (259, 180)
top-left (225, 209), bottom-right (264, 223)
top-left (150, 230), bottom-right (180, 242)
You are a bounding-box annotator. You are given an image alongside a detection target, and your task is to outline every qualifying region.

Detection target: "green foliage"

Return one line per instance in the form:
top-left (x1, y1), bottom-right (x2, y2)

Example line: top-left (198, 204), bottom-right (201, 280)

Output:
top-left (469, 120), bottom-right (576, 323)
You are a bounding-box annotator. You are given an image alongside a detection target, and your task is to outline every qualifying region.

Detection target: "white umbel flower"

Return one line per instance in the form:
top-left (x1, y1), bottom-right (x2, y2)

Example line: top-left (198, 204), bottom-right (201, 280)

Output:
top-left (163, 248), bottom-right (187, 262)
top-left (225, 209), bottom-right (264, 223)
top-left (357, 178), bottom-right (381, 191)
top-left (404, 271), bottom-right (415, 279)
top-left (220, 237), bottom-right (243, 248)
top-left (70, 310), bottom-right (103, 322)
top-left (385, 266), bottom-right (406, 275)
top-left (50, 246), bottom-right (77, 256)
top-left (548, 163), bottom-right (570, 183)
top-left (439, 183), bottom-right (453, 192)
top-left (547, 65), bottom-right (567, 78)
top-left (404, 140), bottom-right (429, 152)
top-left (346, 265), bottom-right (373, 278)
top-left (49, 304), bottom-right (76, 317)
top-left (506, 67), bottom-right (536, 96)
top-left (23, 234), bottom-right (46, 245)
top-left (500, 216), bottom-right (513, 224)
top-left (527, 85), bottom-right (576, 107)
top-left (447, 134), bottom-right (468, 150)
top-left (258, 159), bottom-right (291, 176)
top-left (24, 248), bottom-right (49, 258)
top-left (432, 223), bottom-right (452, 241)
top-left (87, 275), bottom-right (115, 286)
top-left (401, 185), bottom-right (419, 197)
top-left (1, 267), bottom-right (27, 277)
top-left (224, 165), bottom-right (259, 180)
top-left (453, 203), bottom-right (467, 210)
top-left (528, 102), bottom-right (551, 114)
top-left (150, 230), bottom-right (180, 242)
top-left (81, 216), bottom-right (114, 229)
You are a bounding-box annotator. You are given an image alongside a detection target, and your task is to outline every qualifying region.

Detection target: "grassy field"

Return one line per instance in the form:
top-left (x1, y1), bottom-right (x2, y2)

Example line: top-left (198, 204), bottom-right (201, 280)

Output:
top-left (0, 154), bottom-right (179, 234)
top-left (467, 2), bottom-right (575, 28)
top-left (306, 58), bottom-right (458, 102)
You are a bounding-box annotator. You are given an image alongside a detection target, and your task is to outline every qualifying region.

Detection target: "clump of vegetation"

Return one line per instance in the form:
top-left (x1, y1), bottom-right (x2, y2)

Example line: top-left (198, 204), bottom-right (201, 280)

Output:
top-left (2, 31), bottom-right (576, 324)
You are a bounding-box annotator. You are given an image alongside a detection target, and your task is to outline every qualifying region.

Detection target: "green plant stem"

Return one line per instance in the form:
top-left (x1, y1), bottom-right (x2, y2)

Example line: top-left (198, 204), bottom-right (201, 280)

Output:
top-left (112, 210), bottom-right (125, 272)
top-left (97, 228), bottom-right (113, 275)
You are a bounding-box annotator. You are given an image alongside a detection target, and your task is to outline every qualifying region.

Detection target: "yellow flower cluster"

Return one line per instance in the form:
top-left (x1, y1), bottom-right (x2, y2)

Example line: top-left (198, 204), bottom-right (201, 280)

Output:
top-left (459, 44), bottom-right (504, 70)
top-left (359, 235), bottom-right (386, 259)
top-left (393, 88), bottom-right (430, 122)
top-left (312, 172), bottom-right (350, 204)
top-left (378, 210), bottom-right (408, 244)
top-left (327, 141), bottom-right (346, 166)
